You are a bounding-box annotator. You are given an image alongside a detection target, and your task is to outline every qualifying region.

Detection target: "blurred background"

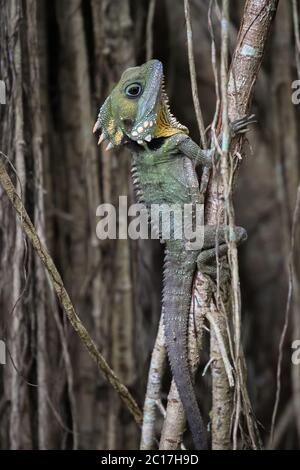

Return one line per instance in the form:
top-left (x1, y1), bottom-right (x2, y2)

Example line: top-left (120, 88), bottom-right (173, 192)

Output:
top-left (0, 0), bottom-right (300, 450)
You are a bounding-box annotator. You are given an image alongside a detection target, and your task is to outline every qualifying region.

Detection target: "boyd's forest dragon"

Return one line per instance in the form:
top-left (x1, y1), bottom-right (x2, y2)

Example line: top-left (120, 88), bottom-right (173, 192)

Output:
top-left (93, 60), bottom-right (252, 449)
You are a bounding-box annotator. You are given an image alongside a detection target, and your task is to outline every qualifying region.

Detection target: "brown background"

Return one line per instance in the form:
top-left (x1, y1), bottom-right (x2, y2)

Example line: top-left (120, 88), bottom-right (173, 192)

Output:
top-left (0, 0), bottom-right (299, 450)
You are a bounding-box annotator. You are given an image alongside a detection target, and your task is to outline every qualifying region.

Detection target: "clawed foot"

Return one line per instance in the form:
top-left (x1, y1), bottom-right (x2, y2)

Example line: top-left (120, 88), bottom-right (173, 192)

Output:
top-left (197, 225), bottom-right (247, 284)
top-left (230, 114), bottom-right (256, 137)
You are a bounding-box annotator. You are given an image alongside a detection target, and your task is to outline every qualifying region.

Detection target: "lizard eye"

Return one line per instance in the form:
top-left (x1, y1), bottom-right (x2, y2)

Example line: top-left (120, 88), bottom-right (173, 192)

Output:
top-left (125, 83), bottom-right (143, 98)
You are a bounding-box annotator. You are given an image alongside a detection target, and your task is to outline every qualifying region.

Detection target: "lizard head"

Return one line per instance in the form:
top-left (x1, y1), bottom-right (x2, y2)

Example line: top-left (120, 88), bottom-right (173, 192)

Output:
top-left (93, 59), bottom-right (188, 149)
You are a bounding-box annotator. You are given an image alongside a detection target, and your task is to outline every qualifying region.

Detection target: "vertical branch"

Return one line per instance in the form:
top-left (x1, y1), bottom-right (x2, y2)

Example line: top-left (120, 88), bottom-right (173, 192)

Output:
top-left (140, 316), bottom-right (166, 450)
top-left (160, 0), bottom-right (277, 450)
top-left (184, 0), bottom-right (211, 196)
top-left (184, 0), bottom-right (207, 150)
top-left (208, 0), bottom-right (279, 449)
top-left (146, 0), bottom-right (156, 61)
top-left (219, 0), bottom-right (243, 449)
top-left (208, 3), bottom-right (234, 445)
top-left (210, 302), bottom-right (233, 449)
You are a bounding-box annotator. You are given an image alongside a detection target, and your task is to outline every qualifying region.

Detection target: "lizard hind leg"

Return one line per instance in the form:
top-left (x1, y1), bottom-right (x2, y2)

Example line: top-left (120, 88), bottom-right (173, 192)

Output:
top-left (198, 225), bottom-right (247, 282)
top-left (197, 243), bottom-right (229, 283)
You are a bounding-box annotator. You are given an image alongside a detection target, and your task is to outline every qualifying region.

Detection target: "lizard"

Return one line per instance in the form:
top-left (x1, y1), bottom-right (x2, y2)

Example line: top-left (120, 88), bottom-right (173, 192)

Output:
top-left (93, 59), bottom-right (252, 449)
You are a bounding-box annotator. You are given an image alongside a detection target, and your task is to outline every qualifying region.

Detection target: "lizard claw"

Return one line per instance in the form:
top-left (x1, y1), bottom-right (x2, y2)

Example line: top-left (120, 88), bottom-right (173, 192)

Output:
top-left (230, 114), bottom-right (256, 136)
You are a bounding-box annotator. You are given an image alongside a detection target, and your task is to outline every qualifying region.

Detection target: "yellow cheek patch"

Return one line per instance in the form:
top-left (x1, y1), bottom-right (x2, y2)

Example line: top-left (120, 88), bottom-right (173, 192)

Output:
top-left (106, 118), bottom-right (124, 145)
top-left (107, 119), bottom-right (116, 135)
top-left (114, 129), bottom-right (124, 145)
top-left (154, 105), bottom-right (187, 138)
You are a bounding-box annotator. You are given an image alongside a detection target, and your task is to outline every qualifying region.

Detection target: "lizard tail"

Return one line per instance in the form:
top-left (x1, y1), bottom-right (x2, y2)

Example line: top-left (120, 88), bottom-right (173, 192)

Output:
top-left (162, 250), bottom-right (207, 450)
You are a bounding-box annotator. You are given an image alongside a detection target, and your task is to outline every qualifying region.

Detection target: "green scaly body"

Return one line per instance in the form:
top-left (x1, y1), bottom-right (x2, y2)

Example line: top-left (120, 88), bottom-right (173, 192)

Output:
top-left (130, 134), bottom-right (207, 448)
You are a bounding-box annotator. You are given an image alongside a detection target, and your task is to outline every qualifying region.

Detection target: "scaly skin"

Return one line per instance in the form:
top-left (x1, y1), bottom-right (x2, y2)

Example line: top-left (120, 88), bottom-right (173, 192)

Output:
top-left (94, 60), bottom-right (248, 449)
